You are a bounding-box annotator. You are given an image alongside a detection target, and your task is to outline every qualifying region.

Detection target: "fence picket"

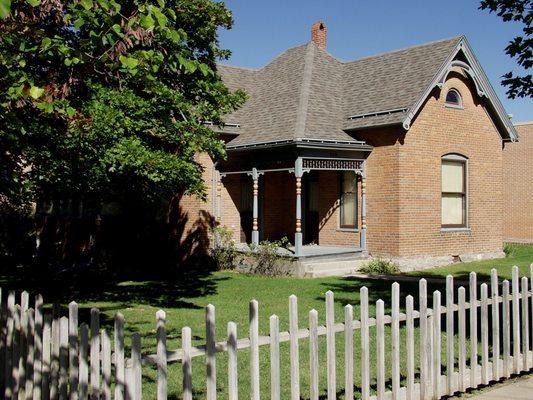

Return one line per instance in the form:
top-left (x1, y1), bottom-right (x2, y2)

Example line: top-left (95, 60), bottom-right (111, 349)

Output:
top-left (480, 283), bottom-right (489, 385)
top-left (469, 272), bottom-right (478, 388)
top-left (512, 266), bottom-right (520, 374)
top-left (25, 308), bottom-right (35, 400)
top-left (360, 287), bottom-right (370, 400)
top-left (344, 304), bottom-right (354, 400)
top-left (446, 276), bottom-right (454, 395)
top-left (33, 294), bottom-right (44, 400)
top-left (391, 283), bottom-right (400, 400)
top-left (89, 308), bottom-right (100, 400)
top-left (0, 288), bottom-right (4, 397)
top-left (521, 277), bottom-right (529, 371)
top-left (309, 310), bottom-right (319, 400)
top-left (289, 295), bottom-right (300, 400)
top-left (132, 333), bottom-right (142, 400)
top-left (490, 269), bottom-right (500, 381)
top-left (406, 295), bottom-right (414, 400)
top-left (157, 310), bottom-right (167, 400)
top-left (59, 317), bottom-right (68, 400)
top-left (419, 279), bottom-right (429, 400)
top-left (18, 300), bottom-right (27, 396)
top-left (325, 291), bottom-right (336, 400)
top-left (227, 322), bottom-right (238, 400)
top-left (20, 305), bottom-right (28, 396)
top-left (249, 299), bottom-right (260, 400)
top-left (182, 327), bottom-right (192, 400)
top-left (270, 315), bottom-right (280, 400)
top-left (376, 299), bottom-right (385, 400)
top-left (502, 280), bottom-right (511, 378)
top-left (101, 330), bottom-right (111, 400)
top-left (205, 305), bottom-right (216, 400)
top-left (432, 291), bottom-right (441, 400)
top-left (42, 315), bottom-right (51, 400)
top-left (13, 304), bottom-right (22, 398)
top-left (115, 313), bottom-right (125, 400)
top-left (69, 302), bottom-right (79, 400)
top-left (4, 291), bottom-right (15, 399)
top-left (458, 287), bottom-right (466, 392)
top-left (79, 324), bottom-right (88, 400)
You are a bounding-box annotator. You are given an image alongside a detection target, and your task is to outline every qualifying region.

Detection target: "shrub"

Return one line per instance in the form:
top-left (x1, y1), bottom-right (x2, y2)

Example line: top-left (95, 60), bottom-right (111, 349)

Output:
top-left (250, 237), bottom-right (290, 276)
top-left (359, 258), bottom-right (400, 275)
top-left (211, 226), bottom-right (238, 271)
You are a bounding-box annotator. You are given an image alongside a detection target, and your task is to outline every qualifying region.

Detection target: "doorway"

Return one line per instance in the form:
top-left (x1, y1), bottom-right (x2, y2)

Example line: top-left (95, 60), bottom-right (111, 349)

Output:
top-left (304, 172), bottom-right (319, 244)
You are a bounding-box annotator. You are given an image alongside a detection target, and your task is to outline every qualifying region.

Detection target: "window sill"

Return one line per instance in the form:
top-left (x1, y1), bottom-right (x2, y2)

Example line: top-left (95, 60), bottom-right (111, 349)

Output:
top-left (441, 227), bottom-right (471, 233)
top-left (337, 228), bottom-right (359, 233)
top-left (444, 103), bottom-right (464, 110)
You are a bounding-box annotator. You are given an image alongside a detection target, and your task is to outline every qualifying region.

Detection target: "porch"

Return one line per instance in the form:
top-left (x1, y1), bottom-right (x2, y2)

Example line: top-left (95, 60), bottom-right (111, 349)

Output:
top-left (213, 140), bottom-right (372, 257)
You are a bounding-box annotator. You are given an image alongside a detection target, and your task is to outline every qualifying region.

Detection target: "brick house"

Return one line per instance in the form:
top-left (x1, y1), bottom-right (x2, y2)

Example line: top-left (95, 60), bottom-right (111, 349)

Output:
top-left (503, 122), bottom-right (533, 244)
top-left (181, 22), bottom-right (519, 273)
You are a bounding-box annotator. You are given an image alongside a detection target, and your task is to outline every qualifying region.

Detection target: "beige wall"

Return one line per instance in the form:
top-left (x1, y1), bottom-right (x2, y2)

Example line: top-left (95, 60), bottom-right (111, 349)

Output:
top-left (503, 122), bottom-right (533, 243)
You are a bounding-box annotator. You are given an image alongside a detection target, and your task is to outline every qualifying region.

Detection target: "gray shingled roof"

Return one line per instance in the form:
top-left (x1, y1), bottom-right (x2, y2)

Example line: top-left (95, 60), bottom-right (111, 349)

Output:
top-left (217, 36), bottom-right (463, 147)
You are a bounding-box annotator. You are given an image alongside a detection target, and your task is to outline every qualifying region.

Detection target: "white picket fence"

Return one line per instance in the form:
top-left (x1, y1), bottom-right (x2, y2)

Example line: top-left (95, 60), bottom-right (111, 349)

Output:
top-left (1, 265), bottom-right (533, 399)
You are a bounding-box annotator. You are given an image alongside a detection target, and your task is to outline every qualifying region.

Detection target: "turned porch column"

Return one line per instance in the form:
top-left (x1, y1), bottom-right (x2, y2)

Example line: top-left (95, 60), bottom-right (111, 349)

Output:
top-left (360, 161), bottom-right (367, 252)
top-left (295, 158), bottom-right (303, 256)
top-left (251, 167), bottom-right (260, 246)
top-left (215, 170), bottom-right (222, 223)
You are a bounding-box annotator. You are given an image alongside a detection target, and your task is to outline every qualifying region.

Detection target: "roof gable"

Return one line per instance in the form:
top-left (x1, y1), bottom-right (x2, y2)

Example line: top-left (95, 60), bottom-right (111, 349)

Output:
top-left (218, 35), bottom-right (517, 148)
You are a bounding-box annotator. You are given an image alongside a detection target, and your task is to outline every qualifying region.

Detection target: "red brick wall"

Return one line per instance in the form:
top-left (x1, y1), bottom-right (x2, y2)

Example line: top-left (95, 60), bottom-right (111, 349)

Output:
top-left (353, 72), bottom-right (504, 258)
top-left (503, 122), bottom-right (533, 243)
top-left (396, 72), bottom-right (503, 257)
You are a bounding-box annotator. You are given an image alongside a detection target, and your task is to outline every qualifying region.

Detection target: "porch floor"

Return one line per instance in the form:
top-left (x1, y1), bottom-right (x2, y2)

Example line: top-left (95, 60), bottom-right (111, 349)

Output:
top-left (235, 243), bottom-right (364, 259)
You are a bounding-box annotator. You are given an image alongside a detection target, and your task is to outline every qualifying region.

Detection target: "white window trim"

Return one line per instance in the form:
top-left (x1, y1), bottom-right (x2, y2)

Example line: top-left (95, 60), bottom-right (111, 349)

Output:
top-left (444, 88), bottom-right (464, 109)
top-left (441, 153), bottom-right (469, 230)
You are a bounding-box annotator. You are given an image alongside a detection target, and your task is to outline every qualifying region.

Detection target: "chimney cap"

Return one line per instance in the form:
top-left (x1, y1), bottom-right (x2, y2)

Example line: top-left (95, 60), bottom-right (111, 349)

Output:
top-left (311, 21), bottom-right (327, 49)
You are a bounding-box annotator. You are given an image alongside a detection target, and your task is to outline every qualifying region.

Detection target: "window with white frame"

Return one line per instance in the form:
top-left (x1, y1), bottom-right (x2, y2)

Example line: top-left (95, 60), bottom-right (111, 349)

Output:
top-left (441, 154), bottom-right (467, 228)
top-left (340, 171), bottom-right (357, 229)
top-left (445, 88), bottom-right (463, 108)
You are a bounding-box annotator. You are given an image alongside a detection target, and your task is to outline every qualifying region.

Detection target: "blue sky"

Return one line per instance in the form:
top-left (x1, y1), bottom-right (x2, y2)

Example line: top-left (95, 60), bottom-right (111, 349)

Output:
top-left (218, 0), bottom-right (532, 122)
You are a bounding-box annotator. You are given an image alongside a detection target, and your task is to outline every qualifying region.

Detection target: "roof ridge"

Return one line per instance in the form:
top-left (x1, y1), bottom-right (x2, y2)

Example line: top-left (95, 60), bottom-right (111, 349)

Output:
top-left (513, 121), bottom-right (533, 126)
top-left (338, 35), bottom-right (464, 64)
top-left (217, 43), bottom-right (309, 72)
top-left (294, 42), bottom-right (316, 138)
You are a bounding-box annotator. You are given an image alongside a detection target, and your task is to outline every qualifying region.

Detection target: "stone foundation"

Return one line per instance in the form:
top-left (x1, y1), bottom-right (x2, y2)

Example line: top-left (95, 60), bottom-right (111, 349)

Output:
top-left (385, 250), bottom-right (506, 272)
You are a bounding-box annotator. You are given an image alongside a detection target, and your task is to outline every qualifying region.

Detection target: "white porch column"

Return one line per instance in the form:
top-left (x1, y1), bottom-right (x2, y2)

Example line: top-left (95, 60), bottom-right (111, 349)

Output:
top-left (360, 161), bottom-right (367, 252)
top-left (251, 168), bottom-right (260, 246)
top-left (295, 158), bottom-right (303, 256)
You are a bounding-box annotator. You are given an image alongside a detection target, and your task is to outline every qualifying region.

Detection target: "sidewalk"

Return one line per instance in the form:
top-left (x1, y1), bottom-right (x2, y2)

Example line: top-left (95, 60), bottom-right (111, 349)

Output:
top-left (470, 375), bottom-right (533, 399)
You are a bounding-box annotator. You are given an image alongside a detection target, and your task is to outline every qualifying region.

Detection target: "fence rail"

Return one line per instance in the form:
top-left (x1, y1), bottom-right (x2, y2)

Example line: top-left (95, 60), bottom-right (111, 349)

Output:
top-left (1, 265), bottom-right (533, 399)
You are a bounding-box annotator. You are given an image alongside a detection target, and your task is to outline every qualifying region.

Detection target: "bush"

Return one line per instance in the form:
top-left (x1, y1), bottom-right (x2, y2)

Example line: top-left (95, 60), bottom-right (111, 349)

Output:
top-left (211, 226), bottom-right (238, 271)
top-left (359, 258), bottom-right (400, 275)
top-left (250, 237), bottom-right (290, 276)
top-left (503, 243), bottom-right (515, 257)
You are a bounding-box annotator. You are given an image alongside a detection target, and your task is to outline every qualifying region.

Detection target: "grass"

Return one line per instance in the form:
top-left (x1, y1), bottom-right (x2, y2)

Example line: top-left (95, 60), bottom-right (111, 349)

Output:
top-left (1, 243), bottom-right (531, 399)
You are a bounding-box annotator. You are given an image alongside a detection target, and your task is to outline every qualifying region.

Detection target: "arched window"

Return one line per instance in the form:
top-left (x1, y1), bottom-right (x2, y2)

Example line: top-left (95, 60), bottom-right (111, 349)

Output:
top-left (445, 89), bottom-right (463, 108)
top-left (441, 154), bottom-right (468, 228)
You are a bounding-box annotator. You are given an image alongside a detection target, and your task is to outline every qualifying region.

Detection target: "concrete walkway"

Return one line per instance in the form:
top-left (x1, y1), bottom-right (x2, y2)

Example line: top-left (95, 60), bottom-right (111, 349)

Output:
top-left (470, 375), bottom-right (533, 399)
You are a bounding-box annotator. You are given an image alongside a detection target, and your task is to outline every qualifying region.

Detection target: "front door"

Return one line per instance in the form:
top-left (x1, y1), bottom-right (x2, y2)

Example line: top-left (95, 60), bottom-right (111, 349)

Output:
top-left (304, 172), bottom-right (319, 244)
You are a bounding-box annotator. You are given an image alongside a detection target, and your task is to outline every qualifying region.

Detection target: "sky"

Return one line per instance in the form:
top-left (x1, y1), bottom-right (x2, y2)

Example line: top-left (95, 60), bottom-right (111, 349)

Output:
top-left (218, 0), bottom-right (532, 123)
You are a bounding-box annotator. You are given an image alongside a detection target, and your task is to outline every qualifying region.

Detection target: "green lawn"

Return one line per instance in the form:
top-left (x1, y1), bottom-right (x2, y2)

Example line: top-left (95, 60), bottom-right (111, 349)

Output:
top-left (1, 244), bottom-right (531, 399)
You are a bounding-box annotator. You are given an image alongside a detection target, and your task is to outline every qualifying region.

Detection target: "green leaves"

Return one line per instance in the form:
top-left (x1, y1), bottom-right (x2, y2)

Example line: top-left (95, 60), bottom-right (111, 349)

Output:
top-left (0, 0), bottom-right (11, 19)
top-left (26, 0), bottom-right (40, 6)
top-left (119, 55), bottom-right (139, 69)
top-left (28, 86), bottom-right (44, 99)
top-left (0, 0), bottom-right (246, 223)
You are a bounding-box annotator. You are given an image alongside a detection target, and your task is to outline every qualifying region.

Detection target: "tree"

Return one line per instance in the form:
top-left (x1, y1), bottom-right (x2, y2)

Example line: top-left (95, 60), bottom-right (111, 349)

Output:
top-left (0, 0), bottom-right (245, 273)
top-left (480, 0), bottom-right (532, 98)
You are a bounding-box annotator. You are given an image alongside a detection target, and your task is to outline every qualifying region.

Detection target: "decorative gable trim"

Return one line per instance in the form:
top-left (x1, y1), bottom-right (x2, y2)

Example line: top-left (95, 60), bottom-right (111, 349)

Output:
top-left (402, 37), bottom-right (519, 142)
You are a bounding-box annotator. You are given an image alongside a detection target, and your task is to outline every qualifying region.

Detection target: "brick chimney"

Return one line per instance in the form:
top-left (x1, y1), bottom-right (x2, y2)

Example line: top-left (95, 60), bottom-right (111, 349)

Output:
top-left (311, 21), bottom-right (327, 49)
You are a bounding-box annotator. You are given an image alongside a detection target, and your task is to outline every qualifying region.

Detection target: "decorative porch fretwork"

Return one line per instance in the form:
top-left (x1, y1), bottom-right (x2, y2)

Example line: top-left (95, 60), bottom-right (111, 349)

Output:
top-left (302, 158), bottom-right (363, 171)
